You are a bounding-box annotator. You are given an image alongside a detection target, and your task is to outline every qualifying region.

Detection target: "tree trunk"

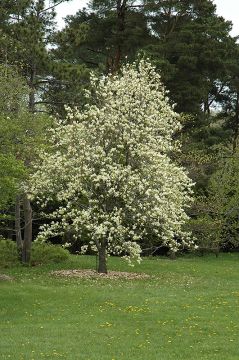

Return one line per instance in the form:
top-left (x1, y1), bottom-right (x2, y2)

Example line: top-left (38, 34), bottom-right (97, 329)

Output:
top-left (232, 92), bottom-right (239, 153)
top-left (98, 245), bottom-right (107, 273)
top-left (15, 195), bottom-right (23, 260)
top-left (29, 63), bottom-right (37, 112)
top-left (22, 194), bottom-right (32, 264)
top-left (107, 0), bottom-right (126, 74)
top-left (203, 97), bottom-right (210, 114)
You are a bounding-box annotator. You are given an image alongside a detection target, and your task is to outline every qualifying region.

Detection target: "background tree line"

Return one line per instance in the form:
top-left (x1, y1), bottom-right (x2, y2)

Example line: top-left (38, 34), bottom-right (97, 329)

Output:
top-left (1, 0), bottom-right (239, 263)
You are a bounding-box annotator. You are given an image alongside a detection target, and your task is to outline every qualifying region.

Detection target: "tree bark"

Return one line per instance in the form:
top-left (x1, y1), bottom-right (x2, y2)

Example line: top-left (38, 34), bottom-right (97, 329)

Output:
top-left (15, 195), bottom-right (23, 260)
top-left (22, 194), bottom-right (32, 264)
top-left (98, 244), bottom-right (107, 273)
top-left (107, 0), bottom-right (127, 74)
top-left (233, 92), bottom-right (239, 153)
top-left (28, 62), bottom-right (37, 112)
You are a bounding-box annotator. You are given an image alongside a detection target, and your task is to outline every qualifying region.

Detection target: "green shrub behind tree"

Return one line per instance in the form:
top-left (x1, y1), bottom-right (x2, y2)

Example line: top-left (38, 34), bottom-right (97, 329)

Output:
top-left (0, 239), bottom-right (69, 268)
top-left (0, 238), bottom-right (18, 268)
top-left (30, 243), bottom-right (69, 265)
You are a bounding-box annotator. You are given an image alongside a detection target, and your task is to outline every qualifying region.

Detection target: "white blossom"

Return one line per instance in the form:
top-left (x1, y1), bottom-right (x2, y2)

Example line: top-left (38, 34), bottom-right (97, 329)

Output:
top-left (28, 59), bottom-right (195, 269)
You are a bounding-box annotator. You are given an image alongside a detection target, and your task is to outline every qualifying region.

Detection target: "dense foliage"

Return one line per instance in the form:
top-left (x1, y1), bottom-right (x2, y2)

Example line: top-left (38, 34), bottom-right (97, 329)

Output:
top-left (28, 60), bottom-right (194, 272)
top-left (0, 238), bottom-right (69, 267)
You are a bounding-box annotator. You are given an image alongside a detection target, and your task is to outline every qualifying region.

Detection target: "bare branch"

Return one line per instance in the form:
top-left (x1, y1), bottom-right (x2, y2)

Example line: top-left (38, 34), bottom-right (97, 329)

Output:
top-left (87, 47), bottom-right (108, 56)
top-left (40, 0), bottom-right (68, 14)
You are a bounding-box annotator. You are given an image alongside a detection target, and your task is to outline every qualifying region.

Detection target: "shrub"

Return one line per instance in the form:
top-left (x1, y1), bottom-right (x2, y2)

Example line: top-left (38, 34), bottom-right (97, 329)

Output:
top-left (188, 216), bottom-right (221, 256)
top-left (0, 238), bottom-right (69, 267)
top-left (30, 243), bottom-right (69, 265)
top-left (0, 238), bottom-right (18, 267)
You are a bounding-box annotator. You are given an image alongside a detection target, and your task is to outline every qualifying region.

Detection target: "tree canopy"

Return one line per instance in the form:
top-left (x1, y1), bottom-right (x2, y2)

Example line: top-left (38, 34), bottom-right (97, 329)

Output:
top-left (29, 60), bottom-right (194, 272)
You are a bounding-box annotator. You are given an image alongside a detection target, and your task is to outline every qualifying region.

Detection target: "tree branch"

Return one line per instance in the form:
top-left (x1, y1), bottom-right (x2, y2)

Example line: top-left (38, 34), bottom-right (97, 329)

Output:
top-left (40, 0), bottom-right (69, 14)
top-left (86, 47), bottom-right (108, 57)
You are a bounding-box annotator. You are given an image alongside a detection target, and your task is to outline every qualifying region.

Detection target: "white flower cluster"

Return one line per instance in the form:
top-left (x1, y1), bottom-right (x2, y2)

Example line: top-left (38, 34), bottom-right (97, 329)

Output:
top-left (28, 59), bottom-right (194, 265)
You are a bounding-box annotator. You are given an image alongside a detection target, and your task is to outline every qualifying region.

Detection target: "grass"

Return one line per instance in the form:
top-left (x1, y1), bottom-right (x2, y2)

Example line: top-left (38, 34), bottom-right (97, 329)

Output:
top-left (1, 253), bottom-right (239, 359)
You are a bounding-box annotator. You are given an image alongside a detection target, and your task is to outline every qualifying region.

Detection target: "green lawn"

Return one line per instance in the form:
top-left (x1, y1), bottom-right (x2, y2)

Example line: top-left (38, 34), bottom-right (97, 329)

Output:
top-left (1, 254), bottom-right (239, 360)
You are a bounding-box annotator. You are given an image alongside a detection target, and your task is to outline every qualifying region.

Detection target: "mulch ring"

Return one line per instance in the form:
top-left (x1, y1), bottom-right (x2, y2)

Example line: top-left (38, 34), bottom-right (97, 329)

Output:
top-left (0, 274), bottom-right (14, 281)
top-left (51, 269), bottom-right (151, 280)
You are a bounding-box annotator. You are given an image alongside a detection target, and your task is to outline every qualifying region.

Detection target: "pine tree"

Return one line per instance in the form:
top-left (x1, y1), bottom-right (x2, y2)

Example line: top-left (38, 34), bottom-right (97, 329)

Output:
top-left (52, 0), bottom-right (152, 73)
top-left (0, 0), bottom-right (81, 113)
top-left (52, 0), bottom-right (238, 115)
top-left (144, 0), bottom-right (238, 113)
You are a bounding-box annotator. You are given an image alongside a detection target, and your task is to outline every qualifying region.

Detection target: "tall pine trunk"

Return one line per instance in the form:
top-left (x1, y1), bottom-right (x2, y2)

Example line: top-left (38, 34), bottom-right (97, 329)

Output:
top-left (15, 195), bottom-right (23, 260)
top-left (233, 92), bottom-right (239, 152)
top-left (20, 63), bottom-right (35, 264)
top-left (107, 0), bottom-right (126, 74)
top-left (22, 194), bottom-right (32, 264)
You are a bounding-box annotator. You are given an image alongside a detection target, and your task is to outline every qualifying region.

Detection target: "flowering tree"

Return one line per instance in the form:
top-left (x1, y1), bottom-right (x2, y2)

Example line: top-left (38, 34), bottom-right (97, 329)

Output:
top-left (29, 60), bottom-right (194, 273)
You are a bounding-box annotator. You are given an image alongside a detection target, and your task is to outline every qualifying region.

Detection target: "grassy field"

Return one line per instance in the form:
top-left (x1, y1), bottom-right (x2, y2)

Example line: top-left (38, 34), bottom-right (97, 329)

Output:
top-left (1, 253), bottom-right (239, 360)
